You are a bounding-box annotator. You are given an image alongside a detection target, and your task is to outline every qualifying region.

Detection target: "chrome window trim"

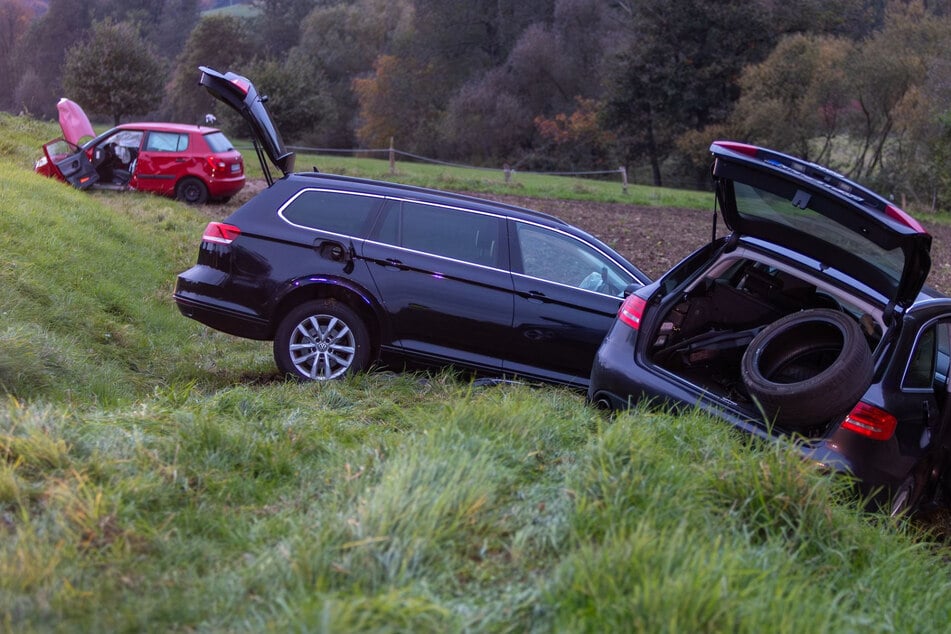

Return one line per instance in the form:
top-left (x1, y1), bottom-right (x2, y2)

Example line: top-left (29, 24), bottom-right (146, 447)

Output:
top-left (277, 188), bottom-right (387, 234)
top-left (510, 271), bottom-right (630, 299)
top-left (511, 218), bottom-right (641, 296)
top-left (273, 187), bottom-right (638, 295)
top-left (361, 238), bottom-right (510, 274)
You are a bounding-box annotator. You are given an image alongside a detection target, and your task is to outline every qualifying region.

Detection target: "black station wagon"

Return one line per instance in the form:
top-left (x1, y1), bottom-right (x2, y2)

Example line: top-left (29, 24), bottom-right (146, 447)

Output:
top-left (589, 141), bottom-right (951, 515)
top-left (174, 67), bottom-right (650, 387)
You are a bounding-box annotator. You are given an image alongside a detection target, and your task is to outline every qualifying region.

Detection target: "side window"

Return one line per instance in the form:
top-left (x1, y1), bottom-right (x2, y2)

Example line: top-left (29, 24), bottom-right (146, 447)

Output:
top-left (937, 324), bottom-right (951, 388)
top-left (373, 200), bottom-right (401, 246)
top-left (905, 325), bottom-right (938, 390)
top-left (399, 202), bottom-right (501, 267)
top-left (515, 222), bottom-right (632, 296)
top-left (280, 190), bottom-right (382, 236)
top-left (145, 132), bottom-right (189, 152)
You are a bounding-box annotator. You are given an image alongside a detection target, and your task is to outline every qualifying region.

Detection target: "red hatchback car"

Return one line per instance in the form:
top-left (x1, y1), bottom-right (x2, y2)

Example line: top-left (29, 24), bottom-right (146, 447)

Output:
top-left (35, 99), bottom-right (245, 204)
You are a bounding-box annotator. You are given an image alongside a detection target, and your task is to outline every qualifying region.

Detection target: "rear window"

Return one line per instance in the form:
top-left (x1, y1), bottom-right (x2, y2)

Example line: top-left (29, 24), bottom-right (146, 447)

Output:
top-left (204, 132), bottom-right (234, 153)
top-left (280, 189), bottom-right (382, 237)
top-left (732, 181), bottom-right (906, 291)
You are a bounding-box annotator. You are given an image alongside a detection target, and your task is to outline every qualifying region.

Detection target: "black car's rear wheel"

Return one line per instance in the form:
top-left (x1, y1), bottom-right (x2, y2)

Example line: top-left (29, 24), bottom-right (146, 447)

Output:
top-left (274, 300), bottom-right (370, 381)
top-left (741, 308), bottom-right (872, 428)
top-left (176, 177), bottom-right (209, 205)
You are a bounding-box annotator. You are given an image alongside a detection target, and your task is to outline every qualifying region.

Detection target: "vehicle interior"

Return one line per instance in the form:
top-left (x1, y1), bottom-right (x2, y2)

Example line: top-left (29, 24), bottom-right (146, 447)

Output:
top-left (92, 131), bottom-right (141, 187)
top-left (647, 252), bottom-right (883, 432)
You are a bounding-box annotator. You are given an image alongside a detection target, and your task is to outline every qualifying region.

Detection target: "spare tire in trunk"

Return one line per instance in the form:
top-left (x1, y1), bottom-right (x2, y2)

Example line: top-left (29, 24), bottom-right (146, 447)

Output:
top-left (741, 308), bottom-right (873, 429)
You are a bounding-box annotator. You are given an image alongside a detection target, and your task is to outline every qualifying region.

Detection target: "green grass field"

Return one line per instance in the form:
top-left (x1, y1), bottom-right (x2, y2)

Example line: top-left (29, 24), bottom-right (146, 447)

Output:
top-left (3, 112), bottom-right (951, 632)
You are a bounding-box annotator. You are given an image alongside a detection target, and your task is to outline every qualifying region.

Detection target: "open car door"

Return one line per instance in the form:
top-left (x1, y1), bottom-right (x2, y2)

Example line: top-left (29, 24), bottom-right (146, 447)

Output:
top-left (42, 139), bottom-right (99, 189)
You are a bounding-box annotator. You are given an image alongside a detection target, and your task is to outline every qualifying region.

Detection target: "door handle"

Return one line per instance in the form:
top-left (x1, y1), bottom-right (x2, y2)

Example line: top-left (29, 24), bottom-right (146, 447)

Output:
top-left (382, 258), bottom-right (406, 270)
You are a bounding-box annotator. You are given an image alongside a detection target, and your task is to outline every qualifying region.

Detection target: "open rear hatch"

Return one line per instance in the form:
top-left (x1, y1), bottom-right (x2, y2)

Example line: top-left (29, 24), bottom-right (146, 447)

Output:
top-left (198, 66), bottom-right (295, 185)
top-left (710, 141), bottom-right (931, 314)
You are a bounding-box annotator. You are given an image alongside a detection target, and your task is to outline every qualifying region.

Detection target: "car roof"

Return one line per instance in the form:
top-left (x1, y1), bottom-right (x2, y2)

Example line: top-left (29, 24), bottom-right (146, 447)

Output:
top-left (282, 171), bottom-right (570, 226)
top-left (114, 122), bottom-right (221, 134)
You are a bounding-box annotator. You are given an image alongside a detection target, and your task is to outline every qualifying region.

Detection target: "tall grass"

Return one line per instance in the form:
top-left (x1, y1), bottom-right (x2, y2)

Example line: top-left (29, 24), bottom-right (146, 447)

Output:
top-left (2, 111), bottom-right (951, 632)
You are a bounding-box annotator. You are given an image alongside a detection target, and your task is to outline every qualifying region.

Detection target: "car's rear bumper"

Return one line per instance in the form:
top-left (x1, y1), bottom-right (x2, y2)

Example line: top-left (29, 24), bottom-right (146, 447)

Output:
top-left (174, 293), bottom-right (270, 340)
top-left (207, 174), bottom-right (245, 199)
top-left (174, 267), bottom-right (270, 339)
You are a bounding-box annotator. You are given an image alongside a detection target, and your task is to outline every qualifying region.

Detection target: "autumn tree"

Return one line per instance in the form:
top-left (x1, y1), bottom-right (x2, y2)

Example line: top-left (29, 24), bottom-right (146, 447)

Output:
top-left (249, 0), bottom-right (315, 57)
top-left (0, 0), bottom-right (31, 111)
top-left (291, 0), bottom-right (414, 146)
top-left (353, 54), bottom-right (444, 155)
top-left (725, 1), bottom-right (951, 212)
top-left (440, 0), bottom-right (622, 164)
top-left (90, 0), bottom-right (200, 56)
top-left (849, 2), bottom-right (951, 209)
top-left (11, 0), bottom-right (93, 118)
top-left (731, 34), bottom-right (854, 164)
top-left (602, 0), bottom-right (874, 187)
top-left (61, 20), bottom-right (162, 125)
top-left (235, 53), bottom-right (334, 144)
top-left (163, 14), bottom-right (253, 124)
top-left (531, 98), bottom-right (617, 171)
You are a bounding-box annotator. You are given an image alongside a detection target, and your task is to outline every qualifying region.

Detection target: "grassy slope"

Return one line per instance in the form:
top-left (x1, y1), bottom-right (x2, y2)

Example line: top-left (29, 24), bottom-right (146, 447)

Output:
top-left (2, 112), bottom-right (951, 632)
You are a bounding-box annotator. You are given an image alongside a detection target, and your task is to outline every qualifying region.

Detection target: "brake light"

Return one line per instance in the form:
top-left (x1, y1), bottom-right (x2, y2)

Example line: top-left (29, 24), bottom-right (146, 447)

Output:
top-left (207, 156), bottom-right (227, 170)
top-left (230, 77), bottom-right (251, 94)
top-left (618, 294), bottom-right (647, 330)
top-left (841, 402), bottom-right (897, 441)
top-left (884, 203), bottom-right (926, 233)
top-left (711, 141), bottom-right (759, 157)
top-left (202, 222), bottom-right (241, 245)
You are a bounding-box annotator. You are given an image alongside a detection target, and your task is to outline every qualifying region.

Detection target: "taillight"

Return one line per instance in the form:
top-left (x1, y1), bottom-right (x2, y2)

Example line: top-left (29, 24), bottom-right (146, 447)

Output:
top-left (884, 203), bottom-right (926, 234)
top-left (841, 402), bottom-right (897, 441)
top-left (202, 222), bottom-right (241, 245)
top-left (618, 294), bottom-right (647, 330)
top-left (206, 156), bottom-right (227, 170)
top-left (230, 77), bottom-right (251, 94)
top-left (711, 141), bottom-right (759, 157)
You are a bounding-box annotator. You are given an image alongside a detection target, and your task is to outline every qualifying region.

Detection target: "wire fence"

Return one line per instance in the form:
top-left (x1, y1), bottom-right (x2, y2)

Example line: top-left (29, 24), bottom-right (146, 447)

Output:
top-left (266, 143), bottom-right (636, 193)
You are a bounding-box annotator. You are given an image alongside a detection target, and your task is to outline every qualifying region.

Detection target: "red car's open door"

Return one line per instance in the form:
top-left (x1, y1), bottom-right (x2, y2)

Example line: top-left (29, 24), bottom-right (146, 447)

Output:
top-left (42, 138), bottom-right (99, 189)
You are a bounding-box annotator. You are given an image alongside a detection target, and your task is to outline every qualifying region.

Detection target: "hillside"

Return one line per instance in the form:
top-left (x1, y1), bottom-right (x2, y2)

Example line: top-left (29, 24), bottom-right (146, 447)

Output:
top-left (3, 113), bottom-right (951, 632)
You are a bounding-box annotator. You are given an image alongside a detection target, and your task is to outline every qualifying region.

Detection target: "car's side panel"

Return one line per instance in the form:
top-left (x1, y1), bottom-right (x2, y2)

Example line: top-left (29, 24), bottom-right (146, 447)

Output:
top-left (506, 219), bottom-right (635, 385)
top-left (362, 199), bottom-right (515, 371)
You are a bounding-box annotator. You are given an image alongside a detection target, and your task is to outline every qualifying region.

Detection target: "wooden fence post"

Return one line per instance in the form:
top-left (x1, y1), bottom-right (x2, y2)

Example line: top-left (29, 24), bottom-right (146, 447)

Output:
top-left (389, 137), bottom-right (395, 175)
top-left (619, 166), bottom-right (628, 194)
top-left (503, 163), bottom-right (511, 185)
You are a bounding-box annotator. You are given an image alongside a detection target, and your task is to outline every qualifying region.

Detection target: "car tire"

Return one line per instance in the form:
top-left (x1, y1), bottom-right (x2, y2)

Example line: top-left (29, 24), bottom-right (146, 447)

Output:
top-left (889, 474), bottom-right (919, 517)
top-left (273, 300), bottom-right (371, 381)
top-left (741, 308), bottom-right (872, 428)
top-left (176, 177), bottom-right (209, 205)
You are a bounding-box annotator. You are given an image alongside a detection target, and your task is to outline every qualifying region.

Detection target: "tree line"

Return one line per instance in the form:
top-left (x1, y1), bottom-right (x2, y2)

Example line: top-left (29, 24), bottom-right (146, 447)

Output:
top-left (1, 0), bottom-right (949, 210)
